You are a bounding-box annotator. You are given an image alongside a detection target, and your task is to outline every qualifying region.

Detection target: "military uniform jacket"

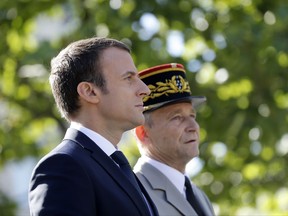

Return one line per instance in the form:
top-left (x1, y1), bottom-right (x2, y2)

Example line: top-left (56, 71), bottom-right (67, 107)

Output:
top-left (134, 158), bottom-right (215, 216)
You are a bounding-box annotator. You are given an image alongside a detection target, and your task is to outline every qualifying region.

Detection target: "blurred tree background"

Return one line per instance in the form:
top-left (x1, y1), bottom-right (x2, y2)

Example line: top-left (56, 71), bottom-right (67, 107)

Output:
top-left (1, 0), bottom-right (288, 215)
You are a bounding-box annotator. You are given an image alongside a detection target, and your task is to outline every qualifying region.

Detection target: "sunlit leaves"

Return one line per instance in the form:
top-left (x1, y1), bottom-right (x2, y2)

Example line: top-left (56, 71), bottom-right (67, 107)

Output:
top-left (277, 51), bottom-right (288, 67)
top-left (199, 127), bottom-right (207, 142)
top-left (260, 146), bottom-right (274, 161)
top-left (16, 84), bottom-right (31, 100)
top-left (119, 0), bottom-right (136, 17)
top-left (223, 151), bottom-right (245, 170)
top-left (2, 58), bottom-right (17, 96)
top-left (6, 30), bottom-right (22, 54)
top-left (274, 90), bottom-right (288, 109)
top-left (196, 63), bottom-right (216, 84)
top-left (183, 36), bottom-right (207, 60)
top-left (217, 79), bottom-right (253, 101)
top-left (242, 161), bottom-right (266, 180)
top-left (21, 117), bottom-right (62, 154)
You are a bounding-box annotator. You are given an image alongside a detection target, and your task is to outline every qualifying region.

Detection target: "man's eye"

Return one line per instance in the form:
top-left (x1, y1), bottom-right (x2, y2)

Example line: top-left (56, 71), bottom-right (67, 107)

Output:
top-left (125, 75), bottom-right (133, 80)
top-left (172, 115), bottom-right (183, 121)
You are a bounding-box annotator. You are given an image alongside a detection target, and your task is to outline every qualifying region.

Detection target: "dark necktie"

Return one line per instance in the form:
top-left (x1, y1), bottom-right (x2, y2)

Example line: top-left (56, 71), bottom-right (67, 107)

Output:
top-left (111, 150), bottom-right (142, 193)
top-left (185, 176), bottom-right (205, 216)
top-left (111, 151), bottom-right (154, 216)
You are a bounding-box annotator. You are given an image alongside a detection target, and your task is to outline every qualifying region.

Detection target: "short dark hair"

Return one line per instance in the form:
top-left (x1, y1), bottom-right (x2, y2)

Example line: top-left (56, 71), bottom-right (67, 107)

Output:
top-left (49, 37), bottom-right (130, 120)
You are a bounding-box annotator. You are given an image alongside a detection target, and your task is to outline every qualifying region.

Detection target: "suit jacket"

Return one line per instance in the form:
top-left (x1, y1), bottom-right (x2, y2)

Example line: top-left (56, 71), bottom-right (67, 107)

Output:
top-left (29, 128), bottom-right (158, 216)
top-left (134, 158), bottom-right (215, 216)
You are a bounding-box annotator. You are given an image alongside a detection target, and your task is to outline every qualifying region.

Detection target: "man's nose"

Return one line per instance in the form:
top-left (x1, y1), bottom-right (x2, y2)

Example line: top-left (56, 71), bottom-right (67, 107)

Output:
top-left (186, 118), bottom-right (199, 132)
top-left (138, 78), bottom-right (150, 97)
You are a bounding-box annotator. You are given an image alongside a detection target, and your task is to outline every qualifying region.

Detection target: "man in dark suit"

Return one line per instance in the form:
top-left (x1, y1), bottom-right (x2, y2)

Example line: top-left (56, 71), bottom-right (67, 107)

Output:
top-left (29, 37), bottom-right (158, 216)
top-left (134, 63), bottom-right (215, 216)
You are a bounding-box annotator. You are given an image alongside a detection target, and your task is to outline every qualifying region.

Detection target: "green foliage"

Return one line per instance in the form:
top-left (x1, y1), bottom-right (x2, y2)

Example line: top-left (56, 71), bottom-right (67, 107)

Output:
top-left (0, 0), bottom-right (288, 214)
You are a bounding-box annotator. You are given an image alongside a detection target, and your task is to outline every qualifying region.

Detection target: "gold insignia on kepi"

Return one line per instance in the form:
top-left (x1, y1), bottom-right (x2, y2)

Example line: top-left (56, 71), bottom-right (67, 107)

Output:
top-left (144, 75), bottom-right (191, 102)
top-left (139, 63), bottom-right (206, 112)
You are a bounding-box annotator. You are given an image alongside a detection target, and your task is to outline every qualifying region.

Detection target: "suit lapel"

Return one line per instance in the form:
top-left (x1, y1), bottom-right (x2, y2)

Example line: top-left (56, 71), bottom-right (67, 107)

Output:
top-left (63, 128), bottom-right (152, 216)
top-left (136, 176), bottom-right (159, 216)
top-left (138, 162), bottom-right (197, 216)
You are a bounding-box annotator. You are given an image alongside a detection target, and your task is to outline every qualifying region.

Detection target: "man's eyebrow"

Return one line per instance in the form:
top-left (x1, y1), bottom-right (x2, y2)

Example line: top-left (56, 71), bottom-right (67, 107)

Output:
top-left (166, 107), bottom-right (196, 118)
top-left (166, 108), bottom-right (182, 118)
top-left (121, 71), bottom-right (137, 77)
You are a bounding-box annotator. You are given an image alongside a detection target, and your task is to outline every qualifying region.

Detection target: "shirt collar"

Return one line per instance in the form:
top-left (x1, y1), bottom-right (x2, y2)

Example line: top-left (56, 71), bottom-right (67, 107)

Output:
top-left (70, 122), bottom-right (117, 156)
top-left (141, 155), bottom-right (186, 195)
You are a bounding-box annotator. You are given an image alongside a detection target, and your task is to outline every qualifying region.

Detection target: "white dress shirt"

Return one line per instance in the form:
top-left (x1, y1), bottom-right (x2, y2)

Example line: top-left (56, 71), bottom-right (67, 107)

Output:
top-left (70, 122), bottom-right (117, 156)
top-left (139, 155), bottom-right (187, 196)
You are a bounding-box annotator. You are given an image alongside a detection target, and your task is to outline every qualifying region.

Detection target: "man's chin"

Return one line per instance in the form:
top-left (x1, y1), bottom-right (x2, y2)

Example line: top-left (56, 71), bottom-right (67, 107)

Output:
top-left (126, 116), bottom-right (145, 131)
top-left (135, 117), bottom-right (145, 127)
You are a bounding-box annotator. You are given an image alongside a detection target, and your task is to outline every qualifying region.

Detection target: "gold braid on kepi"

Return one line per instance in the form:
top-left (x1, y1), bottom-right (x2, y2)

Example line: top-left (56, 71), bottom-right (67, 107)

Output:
top-left (138, 63), bottom-right (206, 112)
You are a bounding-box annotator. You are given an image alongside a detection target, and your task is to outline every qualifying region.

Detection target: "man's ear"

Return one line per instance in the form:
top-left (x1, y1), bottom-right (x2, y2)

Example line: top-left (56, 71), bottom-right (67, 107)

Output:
top-left (77, 82), bottom-right (100, 103)
top-left (135, 125), bottom-right (147, 142)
